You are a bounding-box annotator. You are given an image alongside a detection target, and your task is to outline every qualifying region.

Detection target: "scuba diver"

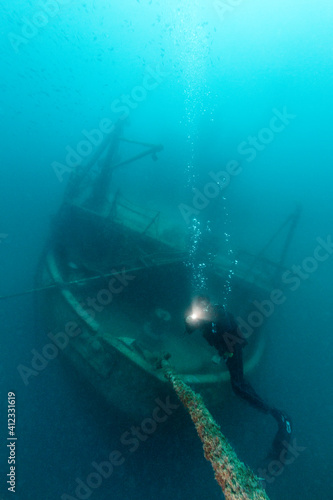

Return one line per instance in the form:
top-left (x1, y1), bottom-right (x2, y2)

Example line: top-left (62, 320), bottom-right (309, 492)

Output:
top-left (185, 296), bottom-right (292, 460)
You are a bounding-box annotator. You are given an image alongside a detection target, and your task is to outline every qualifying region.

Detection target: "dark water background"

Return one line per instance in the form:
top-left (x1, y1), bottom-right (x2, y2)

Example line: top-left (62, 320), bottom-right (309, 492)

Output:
top-left (1, 1), bottom-right (333, 499)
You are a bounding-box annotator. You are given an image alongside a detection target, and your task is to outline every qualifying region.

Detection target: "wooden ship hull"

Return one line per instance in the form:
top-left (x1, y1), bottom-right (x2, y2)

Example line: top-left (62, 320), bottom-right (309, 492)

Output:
top-left (36, 126), bottom-right (293, 419)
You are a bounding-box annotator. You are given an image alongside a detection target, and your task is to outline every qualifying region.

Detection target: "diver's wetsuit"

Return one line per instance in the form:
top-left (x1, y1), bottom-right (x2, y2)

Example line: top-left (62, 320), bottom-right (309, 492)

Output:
top-left (195, 305), bottom-right (292, 457)
top-left (201, 306), bottom-right (272, 413)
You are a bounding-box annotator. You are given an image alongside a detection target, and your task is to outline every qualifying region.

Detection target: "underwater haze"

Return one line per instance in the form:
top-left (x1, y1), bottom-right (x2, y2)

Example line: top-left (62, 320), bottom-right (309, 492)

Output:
top-left (1, 0), bottom-right (333, 499)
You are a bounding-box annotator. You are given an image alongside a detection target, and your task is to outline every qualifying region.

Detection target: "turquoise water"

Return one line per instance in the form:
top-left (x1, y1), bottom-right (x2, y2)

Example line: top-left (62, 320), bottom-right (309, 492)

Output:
top-left (1, 1), bottom-right (333, 498)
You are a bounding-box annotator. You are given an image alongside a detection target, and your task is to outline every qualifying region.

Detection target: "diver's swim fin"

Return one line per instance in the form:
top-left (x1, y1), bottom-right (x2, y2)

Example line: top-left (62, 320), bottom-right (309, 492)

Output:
top-left (269, 409), bottom-right (293, 460)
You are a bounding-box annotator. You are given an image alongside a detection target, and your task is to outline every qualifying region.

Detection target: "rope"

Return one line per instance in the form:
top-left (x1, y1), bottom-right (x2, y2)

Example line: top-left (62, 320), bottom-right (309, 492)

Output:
top-left (161, 361), bottom-right (270, 500)
top-left (0, 253), bottom-right (185, 302)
